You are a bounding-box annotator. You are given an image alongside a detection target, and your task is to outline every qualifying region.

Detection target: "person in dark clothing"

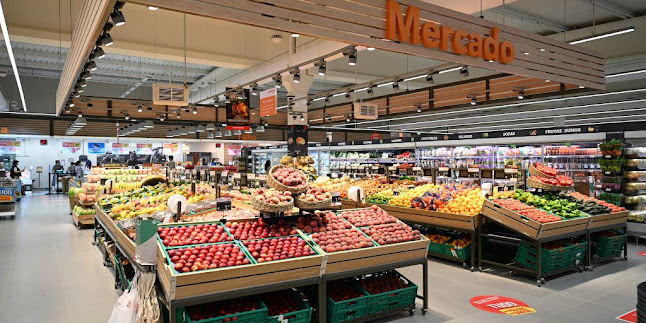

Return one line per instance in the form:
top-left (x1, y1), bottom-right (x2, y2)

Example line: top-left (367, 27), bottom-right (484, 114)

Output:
top-left (264, 160), bottom-right (271, 173)
top-left (85, 159), bottom-right (92, 170)
top-left (10, 160), bottom-right (22, 179)
top-left (52, 160), bottom-right (64, 173)
top-left (128, 151), bottom-right (138, 168)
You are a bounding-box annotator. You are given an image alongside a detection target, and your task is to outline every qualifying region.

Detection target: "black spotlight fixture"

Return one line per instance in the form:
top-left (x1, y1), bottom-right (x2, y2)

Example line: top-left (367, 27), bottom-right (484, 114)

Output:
top-left (264, 120), bottom-right (269, 127)
top-left (346, 114), bottom-right (352, 122)
top-left (193, 107), bottom-right (198, 114)
top-left (274, 74), bottom-right (282, 88)
top-left (327, 115), bottom-right (333, 122)
top-left (393, 79), bottom-right (402, 90)
top-left (300, 113), bottom-right (305, 121)
top-left (416, 104), bottom-right (422, 113)
top-left (325, 95), bottom-right (331, 104)
top-left (306, 99), bottom-right (312, 106)
top-left (73, 91), bottom-right (81, 98)
top-left (345, 90), bottom-right (353, 99)
top-left (124, 114), bottom-right (129, 120)
top-left (75, 85), bottom-right (84, 93)
top-left (86, 61), bottom-right (97, 71)
top-left (185, 107), bottom-right (190, 113)
top-left (317, 60), bottom-right (326, 76)
top-left (460, 66), bottom-right (469, 78)
top-left (137, 105), bottom-right (143, 112)
top-left (367, 84), bottom-right (374, 95)
top-left (147, 106), bottom-right (153, 111)
top-left (291, 69), bottom-right (300, 83)
top-left (104, 21), bottom-right (114, 32)
top-left (426, 70), bottom-right (436, 84)
top-left (78, 79), bottom-right (87, 88)
top-left (99, 32), bottom-right (114, 46)
top-left (81, 70), bottom-right (91, 80)
top-left (176, 112), bottom-right (181, 119)
top-left (251, 83), bottom-right (258, 96)
top-left (111, 2), bottom-right (126, 26)
top-left (518, 89), bottom-right (525, 100)
top-left (346, 47), bottom-right (357, 66)
top-left (94, 47), bottom-right (106, 59)
top-left (471, 96), bottom-right (477, 105)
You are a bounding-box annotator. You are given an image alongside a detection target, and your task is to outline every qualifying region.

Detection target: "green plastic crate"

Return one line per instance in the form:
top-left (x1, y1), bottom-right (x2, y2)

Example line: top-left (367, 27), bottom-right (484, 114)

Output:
top-left (515, 243), bottom-right (573, 274)
top-left (177, 297), bottom-right (268, 323)
top-left (566, 241), bottom-right (588, 266)
top-left (446, 244), bottom-right (471, 260)
top-left (593, 233), bottom-right (626, 257)
top-left (427, 241), bottom-right (449, 255)
top-left (327, 282), bottom-right (370, 322)
top-left (263, 290), bottom-right (312, 323)
top-left (355, 271), bottom-right (418, 315)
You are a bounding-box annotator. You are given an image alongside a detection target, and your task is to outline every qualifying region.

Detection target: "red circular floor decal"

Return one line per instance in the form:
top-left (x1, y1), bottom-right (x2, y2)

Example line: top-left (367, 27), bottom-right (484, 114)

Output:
top-left (470, 295), bottom-right (536, 316)
top-left (639, 251), bottom-right (646, 257)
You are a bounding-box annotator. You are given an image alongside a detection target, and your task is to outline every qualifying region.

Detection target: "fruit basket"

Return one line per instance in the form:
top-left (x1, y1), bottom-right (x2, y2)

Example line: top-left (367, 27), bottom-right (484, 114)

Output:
top-left (268, 165), bottom-right (308, 194)
top-left (527, 176), bottom-right (570, 191)
top-left (354, 270), bottom-right (418, 315)
top-left (177, 296), bottom-right (268, 323)
top-left (295, 187), bottom-right (332, 211)
top-left (251, 188), bottom-right (294, 213)
top-left (261, 289), bottom-right (312, 323)
top-left (251, 197), bottom-right (293, 213)
top-left (529, 163), bottom-right (557, 178)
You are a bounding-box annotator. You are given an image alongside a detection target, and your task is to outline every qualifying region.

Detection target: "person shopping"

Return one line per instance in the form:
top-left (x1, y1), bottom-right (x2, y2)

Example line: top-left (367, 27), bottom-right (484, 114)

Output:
top-left (10, 160), bottom-right (22, 179)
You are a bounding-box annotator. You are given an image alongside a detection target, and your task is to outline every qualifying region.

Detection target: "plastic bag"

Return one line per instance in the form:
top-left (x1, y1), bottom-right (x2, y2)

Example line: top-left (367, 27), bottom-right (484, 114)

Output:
top-left (108, 284), bottom-right (138, 323)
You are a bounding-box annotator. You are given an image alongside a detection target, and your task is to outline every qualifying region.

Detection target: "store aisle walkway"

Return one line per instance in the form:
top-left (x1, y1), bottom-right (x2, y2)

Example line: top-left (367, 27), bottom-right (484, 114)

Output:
top-left (0, 193), bottom-right (118, 323)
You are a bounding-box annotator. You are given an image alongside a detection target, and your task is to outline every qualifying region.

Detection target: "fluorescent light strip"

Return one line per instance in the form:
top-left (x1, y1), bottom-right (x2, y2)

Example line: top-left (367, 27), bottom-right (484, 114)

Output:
top-left (400, 99), bottom-right (646, 129)
top-left (405, 106), bottom-right (646, 132)
top-left (329, 88), bottom-right (646, 128)
top-left (403, 75), bottom-right (427, 82)
top-left (569, 27), bottom-right (635, 45)
top-left (606, 69), bottom-right (646, 78)
top-left (377, 82), bottom-right (394, 88)
top-left (0, 2), bottom-right (26, 111)
top-left (439, 67), bottom-right (462, 74)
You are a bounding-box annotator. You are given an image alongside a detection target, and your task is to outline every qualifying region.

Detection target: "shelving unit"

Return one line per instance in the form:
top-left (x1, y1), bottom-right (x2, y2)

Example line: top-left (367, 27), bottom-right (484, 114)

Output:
top-left (623, 147), bottom-right (646, 234)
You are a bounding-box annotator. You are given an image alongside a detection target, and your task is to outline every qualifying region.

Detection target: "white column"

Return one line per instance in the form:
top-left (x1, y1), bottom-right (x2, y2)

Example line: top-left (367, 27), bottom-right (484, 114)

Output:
top-left (282, 72), bottom-right (313, 126)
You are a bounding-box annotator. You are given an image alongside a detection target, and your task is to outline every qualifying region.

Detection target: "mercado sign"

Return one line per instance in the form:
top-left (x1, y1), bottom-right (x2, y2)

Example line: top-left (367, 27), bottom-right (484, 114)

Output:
top-left (386, 0), bottom-right (514, 64)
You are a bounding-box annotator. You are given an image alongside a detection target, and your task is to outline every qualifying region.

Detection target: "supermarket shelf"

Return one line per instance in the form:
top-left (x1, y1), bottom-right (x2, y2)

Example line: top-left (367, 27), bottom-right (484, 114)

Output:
top-left (544, 155), bottom-right (601, 158)
top-left (556, 169), bottom-right (601, 172)
top-left (627, 221), bottom-right (646, 237)
top-left (497, 155), bottom-right (540, 158)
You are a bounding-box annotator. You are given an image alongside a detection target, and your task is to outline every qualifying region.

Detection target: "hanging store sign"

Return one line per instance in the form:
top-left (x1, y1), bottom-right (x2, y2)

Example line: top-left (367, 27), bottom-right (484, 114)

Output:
top-left (62, 142), bottom-right (81, 154)
top-left (136, 143), bottom-right (153, 155)
top-left (259, 88), bottom-right (277, 117)
top-left (112, 143), bottom-right (130, 154)
top-left (0, 140), bottom-right (21, 154)
top-left (287, 125), bottom-right (308, 157)
top-left (470, 295), bottom-right (535, 316)
top-left (163, 143), bottom-right (178, 155)
top-left (87, 142), bottom-right (105, 154)
top-left (226, 89), bottom-right (251, 130)
top-left (386, 0), bottom-right (514, 63)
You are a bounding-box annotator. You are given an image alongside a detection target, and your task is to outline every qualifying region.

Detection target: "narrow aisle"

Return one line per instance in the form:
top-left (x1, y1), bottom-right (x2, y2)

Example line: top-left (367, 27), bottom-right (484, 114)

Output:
top-left (0, 193), bottom-right (118, 323)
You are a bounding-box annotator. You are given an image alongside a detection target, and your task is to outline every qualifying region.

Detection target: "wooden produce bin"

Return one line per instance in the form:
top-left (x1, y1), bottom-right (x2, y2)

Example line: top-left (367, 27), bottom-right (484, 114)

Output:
top-left (156, 243), bottom-right (324, 301)
top-left (481, 200), bottom-right (589, 240)
top-left (72, 210), bottom-right (95, 226)
top-left (381, 205), bottom-right (478, 231)
top-left (94, 206), bottom-right (137, 260)
top-left (588, 210), bottom-right (628, 230)
top-left (310, 236), bottom-right (429, 275)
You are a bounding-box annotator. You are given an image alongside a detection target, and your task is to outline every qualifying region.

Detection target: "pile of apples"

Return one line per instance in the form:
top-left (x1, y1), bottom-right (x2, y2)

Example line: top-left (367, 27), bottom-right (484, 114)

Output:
top-left (185, 296), bottom-right (258, 322)
top-left (272, 167), bottom-right (307, 187)
top-left (299, 186), bottom-right (332, 203)
top-left (534, 163), bottom-right (558, 176)
top-left (158, 224), bottom-right (233, 247)
top-left (327, 280), bottom-right (366, 302)
top-left (261, 290), bottom-right (303, 316)
top-left (253, 188), bottom-right (293, 206)
top-left (339, 205), bottom-right (397, 227)
top-left (556, 175), bottom-right (573, 186)
top-left (241, 236), bottom-right (316, 263)
top-left (296, 211), bottom-right (352, 233)
top-left (529, 175), bottom-right (559, 186)
top-left (356, 272), bottom-right (408, 294)
top-left (168, 243), bottom-right (251, 273)
top-left (310, 229), bottom-right (374, 253)
top-left (225, 218), bottom-right (297, 240)
top-left (362, 223), bottom-right (421, 245)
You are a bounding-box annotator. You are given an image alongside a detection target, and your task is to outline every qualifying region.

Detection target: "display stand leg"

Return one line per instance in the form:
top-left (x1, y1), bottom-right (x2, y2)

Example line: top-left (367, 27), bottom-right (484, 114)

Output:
top-left (470, 230), bottom-right (476, 272)
top-left (536, 241), bottom-right (542, 287)
top-left (422, 260), bottom-right (428, 314)
top-left (170, 304), bottom-right (176, 323)
top-left (586, 230), bottom-right (593, 271)
top-left (318, 279), bottom-right (326, 323)
top-left (477, 219), bottom-right (483, 272)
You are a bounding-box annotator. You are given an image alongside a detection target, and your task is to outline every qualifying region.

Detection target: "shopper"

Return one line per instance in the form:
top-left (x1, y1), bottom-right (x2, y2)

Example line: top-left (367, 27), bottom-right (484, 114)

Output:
top-left (128, 151), bottom-right (138, 168)
top-left (85, 159), bottom-right (92, 170)
top-left (52, 160), bottom-right (63, 173)
top-left (167, 155), bottom-right (176, 169)
top-left (67, 162), bottom-right (76, 175)
top-left (74, 161), bottom-right (84, 181)
top-left (211, 158), bottom-right (222, 166)
top-left (10, 160), bottom-right (22, 179)
top-left (264, 160), bottom-right (271, 173)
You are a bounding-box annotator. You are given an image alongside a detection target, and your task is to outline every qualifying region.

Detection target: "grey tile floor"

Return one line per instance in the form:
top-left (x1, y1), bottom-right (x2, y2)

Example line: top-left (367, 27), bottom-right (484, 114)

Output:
top-left (0, 192), bottom-right (644, 322)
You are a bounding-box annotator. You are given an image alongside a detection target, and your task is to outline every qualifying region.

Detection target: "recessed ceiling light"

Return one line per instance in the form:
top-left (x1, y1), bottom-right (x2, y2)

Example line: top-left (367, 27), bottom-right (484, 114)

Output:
top-left (148, 6), bottom-right (158, 10)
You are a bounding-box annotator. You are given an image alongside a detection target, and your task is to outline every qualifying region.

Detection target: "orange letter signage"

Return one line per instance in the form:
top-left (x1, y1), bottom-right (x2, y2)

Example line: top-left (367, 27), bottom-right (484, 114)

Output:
top-left (384, 0), bottom-right (515, 64)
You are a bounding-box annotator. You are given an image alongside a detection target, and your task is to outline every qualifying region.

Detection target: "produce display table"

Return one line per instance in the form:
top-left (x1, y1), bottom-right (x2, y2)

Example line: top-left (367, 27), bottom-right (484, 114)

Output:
top-left (479, 199), bottom-right (627, 286)
top-left (342, 200), bottom-right (479, 270)
top-left (72, 209), bottom-right (95, 227)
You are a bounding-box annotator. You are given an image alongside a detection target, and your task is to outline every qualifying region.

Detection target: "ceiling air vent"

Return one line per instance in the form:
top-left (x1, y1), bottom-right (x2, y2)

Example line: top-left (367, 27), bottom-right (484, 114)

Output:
top-left (353, 102), bottom-right (379, 120)
top-left (153, 83), bottom-right (189, 107)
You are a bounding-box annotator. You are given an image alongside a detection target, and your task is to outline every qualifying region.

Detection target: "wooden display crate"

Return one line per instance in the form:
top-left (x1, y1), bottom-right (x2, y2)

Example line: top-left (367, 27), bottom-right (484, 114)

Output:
top-left (341, 200), bottom-right (478, 231)
top-left (588, 210), bottom-right (628, 230)
top-left (72, 210), bottom-right (95, 227)
top-left (95, 206), bottom-right (137, 260)
top-left (481, 200), bottom-right (589, 240)
top-left (156, 242), bottom-right (324, 301)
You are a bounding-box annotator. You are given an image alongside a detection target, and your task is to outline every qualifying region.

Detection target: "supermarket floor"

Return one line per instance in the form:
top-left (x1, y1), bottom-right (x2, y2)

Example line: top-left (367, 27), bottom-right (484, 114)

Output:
top-left (1, 193), bottom-right (645, 323)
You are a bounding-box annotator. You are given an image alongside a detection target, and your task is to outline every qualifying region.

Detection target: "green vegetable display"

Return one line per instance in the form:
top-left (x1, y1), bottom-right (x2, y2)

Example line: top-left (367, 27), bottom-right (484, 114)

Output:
top-left (366, 195), bottom-right (392, 205)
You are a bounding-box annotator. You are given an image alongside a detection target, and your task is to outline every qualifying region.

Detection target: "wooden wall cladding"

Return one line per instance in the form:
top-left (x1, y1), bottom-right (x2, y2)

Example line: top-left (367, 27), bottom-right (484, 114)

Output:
top-left (55, 0), bottom-right (115, 115)
top-left (131, 0), bottom-right (605, 90)
top-left (0, 118), bottom-right (50, 136)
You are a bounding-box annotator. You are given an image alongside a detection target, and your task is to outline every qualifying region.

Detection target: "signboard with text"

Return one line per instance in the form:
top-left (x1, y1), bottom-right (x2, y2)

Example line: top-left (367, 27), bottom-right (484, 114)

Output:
top-left (62, 142), bottom-right (81, 154)
top-left (470, 295), bottom-right (535, 316)
top-left (259, 88), bottom-right (277, 117)
top-left (88, 142), bottom-right (105, 154)
top-left (0, 140), bottom-right (21, 154)
top-left (226, 89), bottom-right (251, 130)
top-left (112, 143), bottom-right (130, 154)
top-left (136, 143), bottom-right (153, 155)
top-left (163, 143), bottom-right (178, 155)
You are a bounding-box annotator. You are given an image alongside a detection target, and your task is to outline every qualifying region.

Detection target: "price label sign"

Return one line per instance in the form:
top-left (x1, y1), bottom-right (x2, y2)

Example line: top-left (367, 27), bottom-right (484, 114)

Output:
top-left (331, 192), bottom-right (341, 206)
top-left (413, 167), bottom-right (422, 171)
top-left (468, 168), bottom-right (479, 173)
top-left (470, 295), bottom-right (535, 316)
top-left (439, 167), bottom-right (449, 172)
top-left (504, 168), bottom-right (518, 174)
top-left (247, 174), bottom-right (255, 180)
top-left (257, 175), bottom-right (267, 181)
top-left (393, 190), bottom-right (400, 196)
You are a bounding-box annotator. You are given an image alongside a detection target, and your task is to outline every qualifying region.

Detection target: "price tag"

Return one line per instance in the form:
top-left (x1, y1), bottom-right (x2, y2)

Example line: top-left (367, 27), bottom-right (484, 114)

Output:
top-left (605, 188), bottom-right (611, 192)
top-left (413, 167), bottom-right (422, 171)
top-left (210, 171), bottom-right (216, 178)
top-left (222, 171), bottom-right (229, 178)
top-left (388, 166), bottom-right (397, 171)
top-left (331, 192), bottom-right (341, 206)
top-left (232, 185), bottom-right (240, 190)
top-left (331, 173), bottom-right (338, 178)
top-left (371, 166), bottom-right (379, 170)
top-left (510, 178), bottom-right (518, 183)
top-left (439, 167), bottom-right (449, 172)
top-left (233, 173), bottom-right (241, 179)
top-left (257, 175), bottom-right (267, 181)
top-left (605, 155), bottom-right (611, 159)
top-left (504, 168), bottom-right (518, 174)
top-left (319, 255), bottom-right (328, 276)
top-left (450, 249), bottom-right (458, 258)
top-left (247, 174), bottom-right (255, 180)
top-left (468, 168), bottom-right (479, 173)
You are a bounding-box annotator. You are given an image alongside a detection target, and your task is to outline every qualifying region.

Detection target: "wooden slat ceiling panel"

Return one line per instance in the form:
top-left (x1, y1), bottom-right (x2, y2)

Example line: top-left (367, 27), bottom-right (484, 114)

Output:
top-left (131, 0), bottom-right (604, 89)
top-left (0, 118), bottom-right (49, 136)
